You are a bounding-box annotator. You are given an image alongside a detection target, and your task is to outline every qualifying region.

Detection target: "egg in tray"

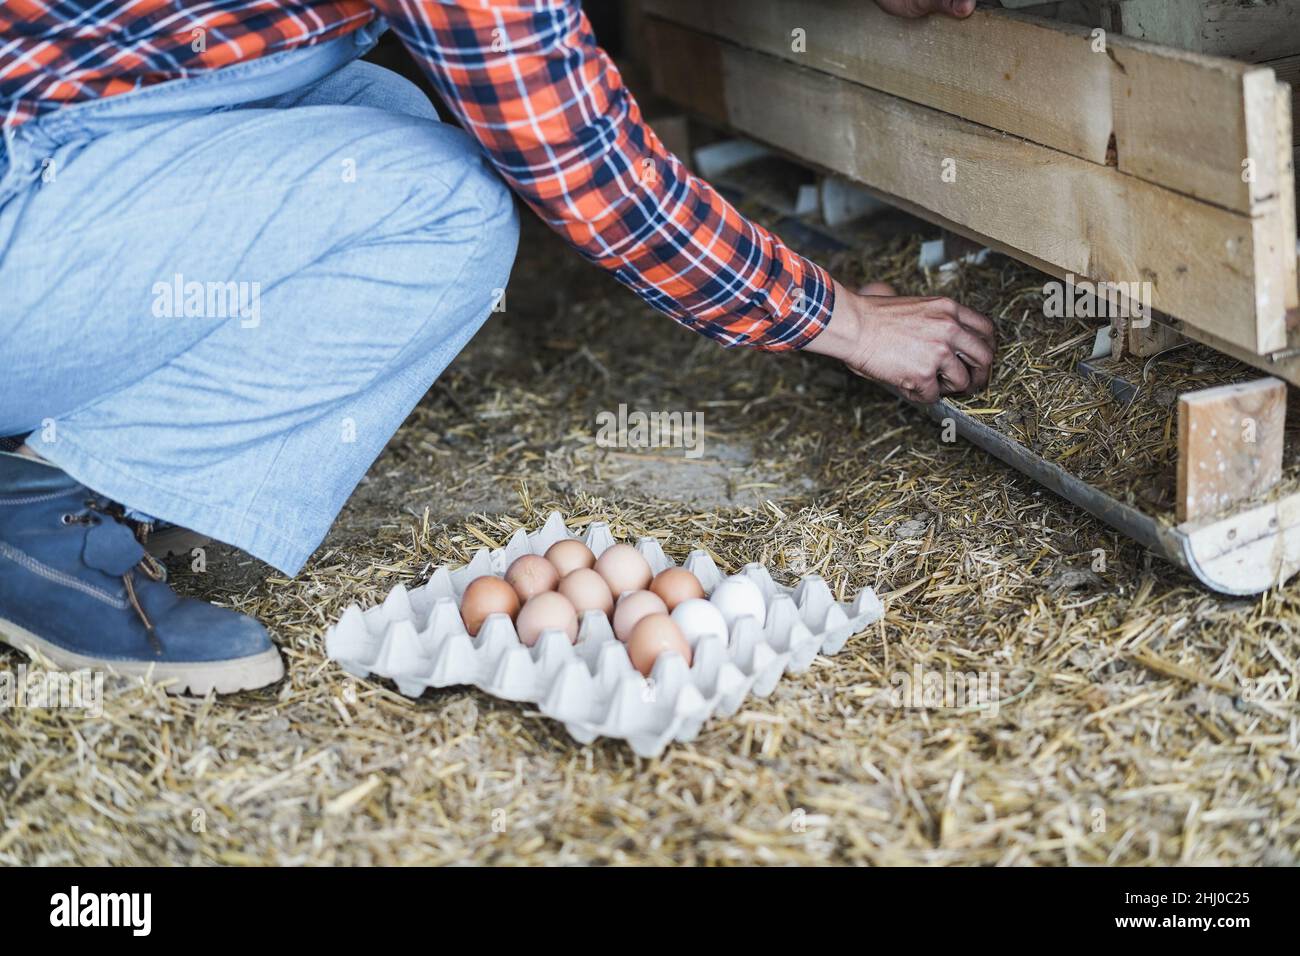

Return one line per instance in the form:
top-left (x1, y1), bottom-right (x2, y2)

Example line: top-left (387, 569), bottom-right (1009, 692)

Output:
top-left (325, 513), bottom-right (883, 757)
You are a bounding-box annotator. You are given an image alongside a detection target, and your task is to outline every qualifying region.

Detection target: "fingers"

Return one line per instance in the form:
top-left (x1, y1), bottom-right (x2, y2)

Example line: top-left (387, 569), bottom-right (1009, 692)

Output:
top-left (904, 347), bottom-right (970, 404)
top-left (937, 353), bottom-right (971, 394)
top-left (925, 295), bottom-right (995, 344)
top-left (953, 302), bottom-right (996, 343)
top-left (904, 378), bottom-right (943, 405)
top-left (948, 327), bottom-right (994, 390)
top-left (877, 0), bottom-right (974, 20)
top-left (913, 0), bottom-right (971, 16)
top-left (923, 298), bottom-right (996, 393)
top-left (923, 317), bottom-right (994, 399)
top-left (882, 0), bottom-right (944, 20)
top-left (830, 284), bottom-right (995, 402)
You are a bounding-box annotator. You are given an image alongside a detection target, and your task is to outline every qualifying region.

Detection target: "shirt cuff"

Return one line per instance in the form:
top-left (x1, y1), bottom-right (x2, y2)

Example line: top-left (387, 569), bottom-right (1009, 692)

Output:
top-left (753, 257), bottom-right (836, 352)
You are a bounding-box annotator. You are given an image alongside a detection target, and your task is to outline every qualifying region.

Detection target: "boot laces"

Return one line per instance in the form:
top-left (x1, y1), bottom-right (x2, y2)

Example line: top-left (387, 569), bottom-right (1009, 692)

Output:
top-left (62, 498), bottom-right (167, 654)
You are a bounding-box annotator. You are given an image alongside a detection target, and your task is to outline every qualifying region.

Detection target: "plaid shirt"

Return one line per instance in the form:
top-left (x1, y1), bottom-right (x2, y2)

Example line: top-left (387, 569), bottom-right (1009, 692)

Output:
top-left (1, 1), bottom-right (833, 350)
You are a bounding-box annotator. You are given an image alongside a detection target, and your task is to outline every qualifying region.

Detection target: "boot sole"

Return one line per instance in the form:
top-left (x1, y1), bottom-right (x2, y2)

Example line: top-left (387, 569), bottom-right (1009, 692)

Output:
top-left (0, 616), bottom-right (285, 696)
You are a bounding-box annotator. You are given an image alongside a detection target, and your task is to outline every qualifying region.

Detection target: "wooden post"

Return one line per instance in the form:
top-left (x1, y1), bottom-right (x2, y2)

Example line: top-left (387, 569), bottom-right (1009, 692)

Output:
top-left (1177, 377), bottom-right (1287, 523)
top-left (1129, 317), bottom-right (1185, 357)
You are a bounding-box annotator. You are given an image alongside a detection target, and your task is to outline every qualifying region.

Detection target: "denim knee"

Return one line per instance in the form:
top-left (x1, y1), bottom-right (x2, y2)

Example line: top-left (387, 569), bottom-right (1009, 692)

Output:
top-left (428, 175), bottom-right (518, 346)
top-left (468, 163), bottom-right (521, 290)
top-left (322, 60), bottom-right (441, 121)
top-left (256, 58), bottom-right (441, 121)
top-left (382, 138), bottom-right (520, 355)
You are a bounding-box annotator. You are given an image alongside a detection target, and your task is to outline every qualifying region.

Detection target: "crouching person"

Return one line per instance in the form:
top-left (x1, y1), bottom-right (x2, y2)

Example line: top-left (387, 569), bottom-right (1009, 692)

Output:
top-left (0, 0), bottom-right (989, 693)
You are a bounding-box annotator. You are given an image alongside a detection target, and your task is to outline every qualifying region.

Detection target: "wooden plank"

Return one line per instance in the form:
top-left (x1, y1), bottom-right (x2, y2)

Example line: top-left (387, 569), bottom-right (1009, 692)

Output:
top-left (620, 0), bottom-right (648, 64)
top-left (1277, 82), bottom-right (1299, 286)
top-left (643, 0), bottom-right (1284, 215)
top-left (1200, 0), bottom-right (1300, 62)
top-left (1271, 54), bottom-right (1300, 144)
top-left (1111, 0), bottom-right (1204, 54)
top-left (643, 23), bottom-right (728, 127)
top-left (1177, 378), bottom-right (1286, 522)
top-left (1244, 80), bottom-right (1300, 337)
top-left (733, 138), bottom-right (1300, 384)
top-left (808, 164), bottom-right (1300, 384)
top-left (1111, 52), bottom-right (1283, 215)
top-left (1115, 0), bottom-right (1300, 62)
top-left (645, 0), bottom-right (1111, 163)
top-left (1177, 489), bottom-right (1300, 594)
top-left (1129, 318), bottom-right (1185, 357)
top-left (646, 19), bottom-right (1294, 354)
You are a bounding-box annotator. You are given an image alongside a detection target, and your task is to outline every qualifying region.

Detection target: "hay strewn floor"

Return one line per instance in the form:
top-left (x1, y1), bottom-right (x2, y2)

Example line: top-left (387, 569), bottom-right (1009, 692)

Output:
top-left (811, 217), bottom-right (1299, 522)
top-left (2, 214), bottom-right (1298, 866)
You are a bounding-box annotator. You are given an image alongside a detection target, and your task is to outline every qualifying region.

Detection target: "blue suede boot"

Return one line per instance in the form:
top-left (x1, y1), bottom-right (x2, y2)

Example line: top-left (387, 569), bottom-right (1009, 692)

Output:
top-left (0, 451), bottom-right (284, 694)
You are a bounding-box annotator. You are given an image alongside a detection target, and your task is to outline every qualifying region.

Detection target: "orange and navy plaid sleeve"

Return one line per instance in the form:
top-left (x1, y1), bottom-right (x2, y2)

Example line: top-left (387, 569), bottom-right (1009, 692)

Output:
top-left (376, 0), bottom-right (835, 349)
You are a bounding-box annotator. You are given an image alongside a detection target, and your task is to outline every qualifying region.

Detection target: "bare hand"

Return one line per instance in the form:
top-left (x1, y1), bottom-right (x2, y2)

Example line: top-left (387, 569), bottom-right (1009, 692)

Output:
top-left (873, 0), bottom-right (976, 18)
top-left (805, 280), bottom-right (996, 404)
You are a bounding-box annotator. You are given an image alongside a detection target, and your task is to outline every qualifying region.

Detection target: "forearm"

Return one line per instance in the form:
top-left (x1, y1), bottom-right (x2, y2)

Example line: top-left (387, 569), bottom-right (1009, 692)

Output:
top-left (373, 0), bottom-right (833, 349)
top-left (802, 280), bottom-right (865, 364)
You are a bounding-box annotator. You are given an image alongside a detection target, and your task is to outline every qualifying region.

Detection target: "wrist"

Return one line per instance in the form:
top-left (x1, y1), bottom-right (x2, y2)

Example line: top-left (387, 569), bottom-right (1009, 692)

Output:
top-left (803, 280), bottom-right (865, 362)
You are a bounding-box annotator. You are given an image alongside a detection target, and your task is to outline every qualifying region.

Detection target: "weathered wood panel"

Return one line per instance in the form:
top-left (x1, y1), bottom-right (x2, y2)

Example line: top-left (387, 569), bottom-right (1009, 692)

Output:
top-left (647, 18), bottom-right (1296, 355)
top-left (643, 0), bottom-right (1288, 215)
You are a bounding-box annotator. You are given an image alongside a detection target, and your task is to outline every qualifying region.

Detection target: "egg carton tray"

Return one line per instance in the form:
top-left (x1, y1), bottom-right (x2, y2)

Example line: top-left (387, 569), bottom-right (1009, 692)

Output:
top-left (325, 512), bottom-right (883, 757)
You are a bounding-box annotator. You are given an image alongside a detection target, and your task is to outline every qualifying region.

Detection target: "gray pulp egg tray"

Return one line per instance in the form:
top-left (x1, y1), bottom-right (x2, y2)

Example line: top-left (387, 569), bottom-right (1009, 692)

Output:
top-left (324, 512), bottom-right (883, 757)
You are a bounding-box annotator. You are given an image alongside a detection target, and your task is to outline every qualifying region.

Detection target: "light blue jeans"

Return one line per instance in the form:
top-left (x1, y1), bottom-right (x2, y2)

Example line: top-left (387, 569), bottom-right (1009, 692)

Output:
top-left (0, 24), bottom-right (520, 575)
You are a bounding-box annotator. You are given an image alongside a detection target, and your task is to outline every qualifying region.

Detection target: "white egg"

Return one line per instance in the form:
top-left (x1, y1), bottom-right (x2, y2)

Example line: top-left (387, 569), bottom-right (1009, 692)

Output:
top-left (670, 598), bottom-right (729, 648)
top-left (708, 576), bottom-right (767, 627)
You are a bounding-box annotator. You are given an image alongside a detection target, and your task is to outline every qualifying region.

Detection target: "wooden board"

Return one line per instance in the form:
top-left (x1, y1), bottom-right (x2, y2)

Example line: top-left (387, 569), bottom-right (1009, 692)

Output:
top-left (1271, 54), bottom-right (1300, 145)
top-left (1114, 0), bottom-right (1300, 63)
top-left (1177, 378), bottom-right (1286, 522)
top-left (1128, 318), bottom-right (1184, 357)
top-left (1277, 82), bottom-right (1298, 292)
top-left (646, 19), bottom-right (1296, 355)
top-left (644, 0), bottom-right (1111, 163)
top-left (1177, 488), bottom-right (1300, 594)
top-left (642, 0), bottom-right (1286, 215)
top-left (1111, 51), bottom-right (1284, 216)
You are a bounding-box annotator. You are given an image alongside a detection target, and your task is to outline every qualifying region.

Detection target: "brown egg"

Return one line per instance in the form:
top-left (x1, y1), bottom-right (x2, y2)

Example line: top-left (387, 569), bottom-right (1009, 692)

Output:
top-left (612, 589), bottom-right (668, 643)
top-left (459, 575), bottom-right (520, 636)
top-left (545, 538), bottom-right (596, 577)
top-left (594, 543), bottom-right (652, 596)
top-left (505, 554), bottom-right (560, 603)
top-left (514, 591), bottom-right (579, 647)
top-left (626, 613), bottom-right (692, 676)
top-left (649, 567), bottom-right (705, 611)
top-left (557, 568), bottom-right (614, 618)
